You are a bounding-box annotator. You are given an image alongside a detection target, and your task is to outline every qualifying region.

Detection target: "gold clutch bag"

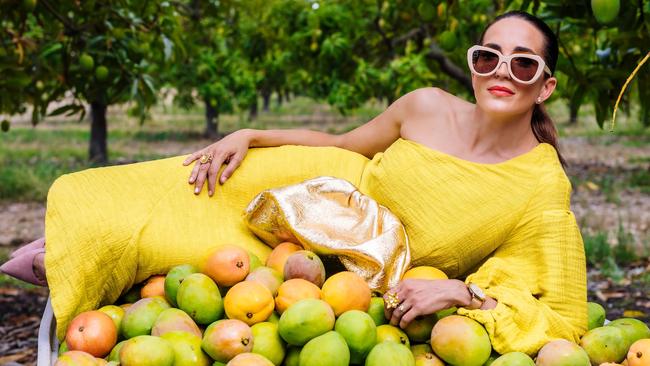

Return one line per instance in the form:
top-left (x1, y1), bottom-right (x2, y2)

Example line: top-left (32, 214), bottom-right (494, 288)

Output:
top-left (243, 176), bottom-right (410, 293)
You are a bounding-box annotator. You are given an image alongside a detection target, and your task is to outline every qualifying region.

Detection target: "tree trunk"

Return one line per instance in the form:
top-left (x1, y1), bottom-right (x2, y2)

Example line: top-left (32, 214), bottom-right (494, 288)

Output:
top-left (285, 90), bottom-right (291, 102)
top-left (276, 92), bottom-right (283, 107)
top-left (262, 91), bottom-right (271, 112)
top-left (89, 101), bottom-right (108, 164)
top-left (204, 98), bottom-right (219, 139)
top-left (249, 98), bottom-right (258, 121)
top-left (569, 103), bottom-right (579, 124)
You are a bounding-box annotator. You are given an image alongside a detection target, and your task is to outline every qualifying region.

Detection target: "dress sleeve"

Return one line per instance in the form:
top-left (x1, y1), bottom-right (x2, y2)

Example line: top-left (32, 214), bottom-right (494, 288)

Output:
top-left (456, 209), bottom-right (588, 355)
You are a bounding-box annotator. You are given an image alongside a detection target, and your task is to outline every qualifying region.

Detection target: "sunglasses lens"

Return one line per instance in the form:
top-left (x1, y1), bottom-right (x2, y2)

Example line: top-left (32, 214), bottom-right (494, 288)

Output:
top-left (472, 49), bottom-right (499, 74)
top-left (511, 56), bottom-right (540, 82)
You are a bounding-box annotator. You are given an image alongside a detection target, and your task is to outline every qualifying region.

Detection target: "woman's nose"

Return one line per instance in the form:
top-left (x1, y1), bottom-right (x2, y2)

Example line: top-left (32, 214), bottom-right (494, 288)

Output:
top-left (494, 61), bottom-right (510, 79)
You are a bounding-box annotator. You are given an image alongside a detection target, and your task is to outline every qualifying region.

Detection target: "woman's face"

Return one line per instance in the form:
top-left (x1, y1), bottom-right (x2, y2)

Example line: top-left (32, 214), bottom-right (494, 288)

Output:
top-left (471, 17), bottom-right (557, 117)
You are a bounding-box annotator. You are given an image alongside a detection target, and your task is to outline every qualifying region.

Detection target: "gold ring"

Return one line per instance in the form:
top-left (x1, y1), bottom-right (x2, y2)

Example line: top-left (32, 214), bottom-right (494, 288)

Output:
top-left (398, 304), bottom-right (405, 312)
top-left (385, 291), bottom-right (400, 309)
top-left (199, 153), bottom-right (213, 164)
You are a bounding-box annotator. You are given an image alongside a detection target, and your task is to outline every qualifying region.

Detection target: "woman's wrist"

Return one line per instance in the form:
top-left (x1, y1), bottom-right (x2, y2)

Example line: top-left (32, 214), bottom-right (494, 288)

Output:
top-left (451, 279), bottom-right (473, 308)
top-left (239, 128), bottom-right (257, 147)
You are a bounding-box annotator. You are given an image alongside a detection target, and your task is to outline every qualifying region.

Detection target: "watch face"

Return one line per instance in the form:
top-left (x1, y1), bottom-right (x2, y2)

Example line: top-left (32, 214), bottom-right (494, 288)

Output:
top-left (469, 283), bottom-right (486, 300)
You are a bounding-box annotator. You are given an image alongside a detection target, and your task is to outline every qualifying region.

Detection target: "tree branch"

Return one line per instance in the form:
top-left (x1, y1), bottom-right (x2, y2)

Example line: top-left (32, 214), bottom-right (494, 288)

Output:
top-left (391, 27), bottom-right (423, 48)
top-left (39, 0), bottom-right (80, 34)
top-left (425, 43), bottom-right (473, 92)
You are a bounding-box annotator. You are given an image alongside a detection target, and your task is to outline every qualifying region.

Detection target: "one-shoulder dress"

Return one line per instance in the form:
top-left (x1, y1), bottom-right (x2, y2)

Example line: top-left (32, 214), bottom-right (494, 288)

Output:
top-left (44, 138), bottom-right (587, 354)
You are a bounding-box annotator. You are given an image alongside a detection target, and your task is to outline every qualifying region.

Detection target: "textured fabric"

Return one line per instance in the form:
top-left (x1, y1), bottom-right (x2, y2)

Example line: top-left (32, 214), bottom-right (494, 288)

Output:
top-left (244, 176), bottom-right (410, 293)
top-left (45, 137), bottom-right (587, 352)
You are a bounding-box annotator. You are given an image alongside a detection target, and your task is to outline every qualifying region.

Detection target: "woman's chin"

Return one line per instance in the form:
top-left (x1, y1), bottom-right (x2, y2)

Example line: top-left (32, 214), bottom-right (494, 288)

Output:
top-left (479, 99), bottom-right (526, 116)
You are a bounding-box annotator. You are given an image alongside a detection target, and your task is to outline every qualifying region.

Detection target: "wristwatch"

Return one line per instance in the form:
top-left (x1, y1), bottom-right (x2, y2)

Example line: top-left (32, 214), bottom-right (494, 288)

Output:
top-left (465, 283), bottom-right (486, 310)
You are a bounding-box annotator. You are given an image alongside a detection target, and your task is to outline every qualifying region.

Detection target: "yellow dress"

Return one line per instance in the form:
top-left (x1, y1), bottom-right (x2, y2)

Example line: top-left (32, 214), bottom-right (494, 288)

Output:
top-left (45, 138), bottom-right (587, 354)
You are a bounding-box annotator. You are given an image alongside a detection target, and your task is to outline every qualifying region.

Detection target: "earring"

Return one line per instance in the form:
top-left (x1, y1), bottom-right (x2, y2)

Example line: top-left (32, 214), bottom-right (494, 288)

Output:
top-left (536, 97), bottom-right (543, 104)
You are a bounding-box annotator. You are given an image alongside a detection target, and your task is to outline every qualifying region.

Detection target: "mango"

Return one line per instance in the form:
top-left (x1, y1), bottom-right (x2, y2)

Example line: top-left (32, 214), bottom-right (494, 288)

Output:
top-left (202, 319), bottom-right (253, 363)
top-left (177, 273), bottom-right (224, 325)
top-left (119, 335), bottom-right (174, 366)
top-left (580, 326), bottom-right (627, 365)
top-left (365, 341), bottom-right (415, 366)
top-left (120, 297), bottom-right (170, 339)
top-left (490, 352), bottom-right (534, 366)
top-left (278, 298), bottom-right (335, 346)
top-left (152, 308), bottom-right (202, 338)
top-left (334, 310), bottom-right (377, 364)
top-left (536, 339), bottom-right (590, 366)
top-left (430, 315), bottom-right (491, 366)
top-left (164, 264), bottom-right (199, 307)
top-left (283, 250), bottom-right (326, 287)
top-left (161, 331), bottom-right (211, 366)
top-left (251, 322), bottom-right (286, 366)
top-left (299, 331), bottom-right (350, 366)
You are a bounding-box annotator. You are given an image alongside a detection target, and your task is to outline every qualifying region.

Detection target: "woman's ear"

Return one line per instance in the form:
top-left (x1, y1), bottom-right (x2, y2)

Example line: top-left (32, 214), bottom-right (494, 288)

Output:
top-left (538, 76), bottom-right (557, 103)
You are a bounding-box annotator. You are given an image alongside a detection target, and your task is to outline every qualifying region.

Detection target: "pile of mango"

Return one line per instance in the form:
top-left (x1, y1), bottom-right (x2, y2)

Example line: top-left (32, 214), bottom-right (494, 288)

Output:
top-left (54, 242), bottom-right (650, 366)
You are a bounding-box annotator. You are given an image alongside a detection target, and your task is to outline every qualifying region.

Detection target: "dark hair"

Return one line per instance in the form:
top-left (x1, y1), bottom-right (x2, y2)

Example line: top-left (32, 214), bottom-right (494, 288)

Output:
top-left (478, 11), bottom-right (566, 168)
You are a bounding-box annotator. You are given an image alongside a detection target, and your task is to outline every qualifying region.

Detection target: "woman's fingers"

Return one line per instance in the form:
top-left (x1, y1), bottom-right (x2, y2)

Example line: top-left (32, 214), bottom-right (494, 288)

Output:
top-left (193, 160), bottom-right (213, 194)
top-left (390, 300), bottom-right (412, 327)
top-left (183, 152), bottom-right (200, 166)
top-left (399, 305), bottom-right (419, 329)
top-left (219, 154), bottom-right (243, 184)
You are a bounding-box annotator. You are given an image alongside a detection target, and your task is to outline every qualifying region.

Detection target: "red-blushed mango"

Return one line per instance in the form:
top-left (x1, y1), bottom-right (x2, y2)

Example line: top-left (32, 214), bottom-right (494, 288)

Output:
top-left (430, 315), bottom-right (491, 366)
top-left (54, 351), bottom-right (98, 366)
top-left (65, 310), bottom-right (118, 358)
top-left (225, 281), bottom-right (275, 326)
top-left (275, 278), bottom-right (321, 314)
top-left (299, 331), bottom-right (350, 366)
top-left (536, 339), bottom-right (590, 366)
top-left (151, 308), bottom-right (202, 338)
top-left (321, 271), bottom-right (371, 316)
top-left (227, 352), bottom-right (275, 366)
top-left (160, 331), bottom-right (211, 366)
top-left (251, 322), bottom-right (286, 366)
top-left (202, 319), bottom-right (253, 363)
top-left (365, 341), bottom-right (415, 366)
top-left (140, 275), bottom-right (166, 298)
top-left (580, 326), bottom-right (627, 365)
top-left (266, 242), bottom-right (302, 275)
top-left (120, 297), bottom-right (170, 339)
top-left (119, 335), bottom-right (174, 366)
top-left (164, 264), bottom-right (199, 307)
top-left (203, 245), bottom-right (250, 287)
top-left (177, 273), bottom-right (224, 325)
top-left (334, 310), bottom-right (377, 364)
top-left (246, 266), bottom-right (283, 296)
top-left (283, 250), bottom-right (326, 287)
top-left (278, 298), bottom-right (335, 346)
top-left (627, 338), bottom-right (650, 366)
top-left (490, 351), bottom-right (534, 366)
top-left (376, 324), bottom-right (410, 347)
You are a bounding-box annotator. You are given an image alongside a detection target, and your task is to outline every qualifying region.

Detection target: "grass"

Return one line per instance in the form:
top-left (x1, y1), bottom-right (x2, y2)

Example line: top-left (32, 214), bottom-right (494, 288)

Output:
top-left (583, 218), bottom-right (648, 282)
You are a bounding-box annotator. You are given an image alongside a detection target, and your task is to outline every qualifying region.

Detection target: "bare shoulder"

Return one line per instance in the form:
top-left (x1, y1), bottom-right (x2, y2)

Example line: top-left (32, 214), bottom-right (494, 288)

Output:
top-left (399, 87), bottom-right (473, 133)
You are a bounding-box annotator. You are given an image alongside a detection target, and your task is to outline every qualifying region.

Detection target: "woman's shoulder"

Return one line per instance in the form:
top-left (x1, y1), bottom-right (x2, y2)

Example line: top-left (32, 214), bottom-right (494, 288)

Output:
top-left (402, 87), bottom-right (472, 112)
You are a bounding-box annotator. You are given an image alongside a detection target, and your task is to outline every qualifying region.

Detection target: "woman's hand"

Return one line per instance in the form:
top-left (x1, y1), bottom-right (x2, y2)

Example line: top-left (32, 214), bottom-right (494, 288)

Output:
top-left (183, 129), bottom-right (252, 196)
top-left (384, 279), bottom-right (470, 329)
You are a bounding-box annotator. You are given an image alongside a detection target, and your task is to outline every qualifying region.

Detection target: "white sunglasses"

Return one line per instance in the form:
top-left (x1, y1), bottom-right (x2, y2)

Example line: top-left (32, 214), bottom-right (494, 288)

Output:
top-left (467, 45), bottom-right (552, 85)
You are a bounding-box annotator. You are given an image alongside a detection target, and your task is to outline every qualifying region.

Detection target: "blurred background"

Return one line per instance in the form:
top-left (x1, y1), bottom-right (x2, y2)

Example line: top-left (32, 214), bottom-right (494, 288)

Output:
top-left (0, 0), bottom-right (648, 363)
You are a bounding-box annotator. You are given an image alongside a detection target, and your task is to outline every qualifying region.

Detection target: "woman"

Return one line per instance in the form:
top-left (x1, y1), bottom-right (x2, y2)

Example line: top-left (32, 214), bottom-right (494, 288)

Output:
top-left (2, 11), bottom-right (586, 354)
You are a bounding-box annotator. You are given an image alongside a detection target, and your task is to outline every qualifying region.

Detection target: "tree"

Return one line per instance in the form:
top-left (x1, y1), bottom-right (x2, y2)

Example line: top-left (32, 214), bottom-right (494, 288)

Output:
top-left (0, 0), bottom-right (184, 163)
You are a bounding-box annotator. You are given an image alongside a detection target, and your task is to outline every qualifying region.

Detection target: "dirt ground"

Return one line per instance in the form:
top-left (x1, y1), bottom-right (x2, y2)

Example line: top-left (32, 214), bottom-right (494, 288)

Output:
top-left (0, 134), bottom-right (648, 365)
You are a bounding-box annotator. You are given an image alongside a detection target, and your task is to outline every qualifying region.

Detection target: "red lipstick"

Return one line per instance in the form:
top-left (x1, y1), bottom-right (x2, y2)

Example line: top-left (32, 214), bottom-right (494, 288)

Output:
top-left (488, 85), bottom-right (515, 96)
